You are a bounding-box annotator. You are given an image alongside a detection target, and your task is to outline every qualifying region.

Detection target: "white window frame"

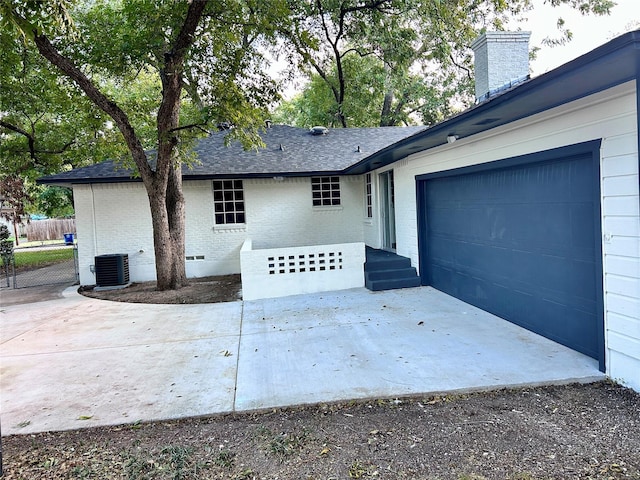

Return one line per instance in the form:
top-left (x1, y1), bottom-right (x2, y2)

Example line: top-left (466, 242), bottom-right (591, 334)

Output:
top-left (213, 179), bottom-right (245, 225)
top-left (311, 176), bottom-right (341, 207)
top-left (365, 173), bottom-right (373, 218)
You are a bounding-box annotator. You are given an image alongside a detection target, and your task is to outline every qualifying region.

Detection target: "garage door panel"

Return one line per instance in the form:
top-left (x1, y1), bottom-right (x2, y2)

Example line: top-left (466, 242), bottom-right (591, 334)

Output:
top-left (571, 204), bottom-right (597, 252)
top-left (431, 240), bottom-right (593, 306)
top-left (429, 202), bottom-right (591, 255)
top-left (420, 150), bottom-right (602, 361)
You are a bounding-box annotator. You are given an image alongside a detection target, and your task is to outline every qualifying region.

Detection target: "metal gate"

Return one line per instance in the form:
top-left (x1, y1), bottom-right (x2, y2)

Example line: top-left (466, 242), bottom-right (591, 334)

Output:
top-left (1, 246), bottom-right (79, 289)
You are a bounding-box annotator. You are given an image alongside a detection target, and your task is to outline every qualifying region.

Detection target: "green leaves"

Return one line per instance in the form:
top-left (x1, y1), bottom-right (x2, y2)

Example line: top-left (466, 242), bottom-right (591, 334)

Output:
top-left (277, 0), bottom-right (615, 128)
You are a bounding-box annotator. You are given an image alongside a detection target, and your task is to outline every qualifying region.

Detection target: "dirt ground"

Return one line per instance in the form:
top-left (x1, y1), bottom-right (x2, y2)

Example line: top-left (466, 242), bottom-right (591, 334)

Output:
top-left (5, 279), bottom-right (640, 479)
top-left (3, 382), bottom-right (639, 479)
top-left (79, 274), bottom-right (243, 304)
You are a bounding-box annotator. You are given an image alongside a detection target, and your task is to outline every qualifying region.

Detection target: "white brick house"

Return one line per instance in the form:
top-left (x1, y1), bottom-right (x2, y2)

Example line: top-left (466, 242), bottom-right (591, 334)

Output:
top-left (41, 30), bottom-right (640, 391)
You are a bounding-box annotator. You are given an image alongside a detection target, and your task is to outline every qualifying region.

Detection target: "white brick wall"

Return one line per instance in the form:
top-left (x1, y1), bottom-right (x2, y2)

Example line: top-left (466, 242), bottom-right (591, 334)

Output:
top-left (73, 176), bottom-right (366, 285)
top-left (74, 183), bottom-right (155, 285)
top-left (245, 177), bottom-right (364, 249)
top-left (389, 80), bottom-right (640, 391)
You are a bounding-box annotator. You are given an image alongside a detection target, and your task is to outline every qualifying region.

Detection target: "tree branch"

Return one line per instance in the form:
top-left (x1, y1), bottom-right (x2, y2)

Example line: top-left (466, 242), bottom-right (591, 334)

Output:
top-left (168, 123), bottom-right (210, 134)
top-left (449, 53), bottom-right (472, 80)
top-left (0, 120), bottom-right (37, 161)
top-left (31, 33), bottom-right (154, 182)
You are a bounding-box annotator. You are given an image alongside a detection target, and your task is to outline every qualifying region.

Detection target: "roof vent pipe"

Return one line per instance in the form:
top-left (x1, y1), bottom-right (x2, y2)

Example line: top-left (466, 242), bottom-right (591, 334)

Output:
top-left (471, 31), bottom-right (531, 102)
top-left (310, 126), bottom-right (329, 136)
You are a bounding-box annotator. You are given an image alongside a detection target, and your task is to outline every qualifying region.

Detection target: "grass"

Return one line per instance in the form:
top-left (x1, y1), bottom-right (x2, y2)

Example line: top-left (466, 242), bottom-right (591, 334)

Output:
top-left (13, 248), bottom-right (74, 270)
top-left (10, 238), bottom-right (64, 248)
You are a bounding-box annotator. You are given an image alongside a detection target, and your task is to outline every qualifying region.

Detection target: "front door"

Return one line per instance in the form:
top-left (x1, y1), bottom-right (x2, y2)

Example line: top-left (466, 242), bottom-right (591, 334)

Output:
top-left (380, 170), bottom-right (396, 251)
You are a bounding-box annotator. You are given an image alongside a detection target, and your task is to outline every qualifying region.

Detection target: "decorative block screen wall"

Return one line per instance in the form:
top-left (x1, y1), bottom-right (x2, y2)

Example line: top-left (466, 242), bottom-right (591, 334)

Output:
top-left (268, 251), bottom-right (342, 275)
top-left (241, 240), bottom-right (365, 300)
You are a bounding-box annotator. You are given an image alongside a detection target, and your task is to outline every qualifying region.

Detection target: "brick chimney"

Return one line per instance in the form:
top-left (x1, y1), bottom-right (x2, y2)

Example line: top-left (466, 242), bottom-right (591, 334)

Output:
top-left (471, 31), bottom-right (531, 102)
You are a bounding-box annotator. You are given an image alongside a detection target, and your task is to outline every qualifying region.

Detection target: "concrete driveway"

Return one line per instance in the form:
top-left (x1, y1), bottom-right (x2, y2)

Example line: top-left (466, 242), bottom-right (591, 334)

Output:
top-left (0, 286), bottom-right (603, 435)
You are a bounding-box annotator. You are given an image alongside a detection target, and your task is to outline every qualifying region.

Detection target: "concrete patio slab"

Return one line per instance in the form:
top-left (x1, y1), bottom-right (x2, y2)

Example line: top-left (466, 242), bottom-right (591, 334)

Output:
top-left (0, 286), bottom-right (603, 436)
top-left (235, 287), bottom-right (602, 410)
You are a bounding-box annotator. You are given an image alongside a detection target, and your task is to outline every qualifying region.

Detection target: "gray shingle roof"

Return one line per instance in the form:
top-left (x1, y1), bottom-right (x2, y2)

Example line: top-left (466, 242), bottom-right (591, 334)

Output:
top-left (39, 125), bottom-right (426, 185)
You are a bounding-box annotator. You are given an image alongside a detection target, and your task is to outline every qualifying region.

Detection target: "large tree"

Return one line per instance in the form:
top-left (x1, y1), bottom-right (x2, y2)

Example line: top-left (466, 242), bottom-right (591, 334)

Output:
top-left (279, 0), bottom-right (615, 128)
top-left (1, 0), bottom-right (284, 290)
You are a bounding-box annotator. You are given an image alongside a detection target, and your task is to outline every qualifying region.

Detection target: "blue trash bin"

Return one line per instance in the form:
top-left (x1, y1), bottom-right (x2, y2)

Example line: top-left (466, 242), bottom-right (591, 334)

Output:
top-left (64, 233), bottom-right (75, 245)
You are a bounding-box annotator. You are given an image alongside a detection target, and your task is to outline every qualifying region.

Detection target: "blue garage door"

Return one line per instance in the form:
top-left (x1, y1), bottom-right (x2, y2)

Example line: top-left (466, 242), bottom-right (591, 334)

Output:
top-left (417, 142), bottom-right (604, 368)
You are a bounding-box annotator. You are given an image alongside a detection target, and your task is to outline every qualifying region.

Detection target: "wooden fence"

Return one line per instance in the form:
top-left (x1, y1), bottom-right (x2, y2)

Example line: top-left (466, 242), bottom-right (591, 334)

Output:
top-left (26, 219), bottom-right (76, 242)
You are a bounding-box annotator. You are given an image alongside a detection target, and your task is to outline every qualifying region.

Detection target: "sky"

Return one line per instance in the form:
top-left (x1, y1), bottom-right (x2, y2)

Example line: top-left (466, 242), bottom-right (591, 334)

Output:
top-left (520, 0), bottom-right (639, 75)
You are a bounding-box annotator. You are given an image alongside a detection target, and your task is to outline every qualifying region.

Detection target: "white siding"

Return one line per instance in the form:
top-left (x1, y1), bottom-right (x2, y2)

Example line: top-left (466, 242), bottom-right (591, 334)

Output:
top-left (602, 130), bottom-right (640, 391)
top-left (73, 176), bottom-right (364, 285)
top-left (390, 80), bottom-right (640, 391)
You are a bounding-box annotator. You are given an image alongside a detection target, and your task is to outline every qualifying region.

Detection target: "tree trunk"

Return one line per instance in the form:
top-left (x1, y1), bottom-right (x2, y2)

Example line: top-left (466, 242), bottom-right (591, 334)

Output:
top-left (380, 91), bottom-right (395, 126)
top-left (379, 62), bottom-right (397, 126)
top-left (166, 164), bottom-right (187, 289)
top-left (148, 166), bottom-right (186, 291)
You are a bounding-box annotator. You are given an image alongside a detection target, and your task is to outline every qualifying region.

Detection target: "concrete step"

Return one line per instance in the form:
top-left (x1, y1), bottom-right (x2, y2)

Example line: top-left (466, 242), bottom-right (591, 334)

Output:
top-left (364, 256), bottom-right (412, 271)
top-left (365, 267), bottom-right (418, 282)
top-left (364, 248), bottom-right (420, 291)
top-left (365, 276), bottom-right (422, 291)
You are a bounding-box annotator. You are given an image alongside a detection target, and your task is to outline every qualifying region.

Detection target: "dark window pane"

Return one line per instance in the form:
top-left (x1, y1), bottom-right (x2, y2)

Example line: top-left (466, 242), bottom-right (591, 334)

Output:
top-left (226, 213), bottom-right (235, 223)
top-left (237, 213), bottom-right (245, 223)
top-left (213, 191), bottom-right (223, 201)
top-left (215, 214), bottom-right (224, 224)
top-left (223, 180), bottom-right (233, 189)
top-left (234, 180), bottom-right (242, 189)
